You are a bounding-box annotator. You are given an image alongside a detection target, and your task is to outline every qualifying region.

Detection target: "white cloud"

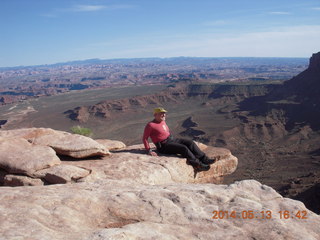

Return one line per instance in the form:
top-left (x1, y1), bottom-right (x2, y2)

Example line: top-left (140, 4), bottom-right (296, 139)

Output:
top-left (72, 5), bottom-right (106, 12)
top-left (311, 7), bottom-right (320, 10)
top-left (71, 4), bottom-right (133, 12)
top-left (91, 25), bottom-right (320, 58)
top-left (41, 4), bottom-right (133, 18)
top-left (268, 11), bottom-right (291, 15)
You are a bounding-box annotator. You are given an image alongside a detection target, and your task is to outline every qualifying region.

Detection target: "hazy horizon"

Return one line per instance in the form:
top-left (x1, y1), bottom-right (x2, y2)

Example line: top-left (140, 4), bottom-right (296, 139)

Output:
top-left (0, 55), bottom-right (310, 69)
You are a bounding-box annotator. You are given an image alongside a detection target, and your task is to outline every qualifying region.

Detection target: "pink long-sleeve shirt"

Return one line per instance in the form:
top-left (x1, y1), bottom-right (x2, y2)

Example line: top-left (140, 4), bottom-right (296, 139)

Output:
top-left (142, 120), bottom-right (170, 151)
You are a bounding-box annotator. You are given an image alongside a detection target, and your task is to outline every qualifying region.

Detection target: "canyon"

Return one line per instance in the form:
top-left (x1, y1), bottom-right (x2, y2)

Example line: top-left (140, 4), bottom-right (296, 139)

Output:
top-left (0, 53), bottom-right (319, 230)
top-left (60, 52), bottom-right (320, 214)
top-left (0, 57), bottom-right (306, 105)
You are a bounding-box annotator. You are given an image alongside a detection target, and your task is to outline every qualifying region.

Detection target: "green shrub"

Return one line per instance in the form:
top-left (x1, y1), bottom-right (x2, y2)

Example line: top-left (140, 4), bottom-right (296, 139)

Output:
top-left (70, 126), bottom-right (93, 137)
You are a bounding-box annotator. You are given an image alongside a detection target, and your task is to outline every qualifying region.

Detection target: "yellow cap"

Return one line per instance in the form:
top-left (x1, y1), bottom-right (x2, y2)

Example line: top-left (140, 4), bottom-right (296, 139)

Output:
top-left (153, 107), bottom-right (167, 114)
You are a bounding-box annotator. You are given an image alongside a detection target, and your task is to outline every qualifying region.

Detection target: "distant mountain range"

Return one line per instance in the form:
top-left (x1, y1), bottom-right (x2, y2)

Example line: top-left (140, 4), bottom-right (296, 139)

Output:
top-left (0, 56), bottom-right (308, 70)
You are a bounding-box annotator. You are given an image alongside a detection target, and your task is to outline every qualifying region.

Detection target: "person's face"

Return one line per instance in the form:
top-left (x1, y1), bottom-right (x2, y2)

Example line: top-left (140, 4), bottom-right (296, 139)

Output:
top-left (154, 112), bottom-right (166, 122)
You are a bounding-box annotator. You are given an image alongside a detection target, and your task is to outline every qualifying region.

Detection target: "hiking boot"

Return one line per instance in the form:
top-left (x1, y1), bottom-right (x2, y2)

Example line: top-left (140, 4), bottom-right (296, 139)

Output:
top-left (200, 156), bottom-right (216, 165)
top-left (194, 163), bottom-right (210, 172)
top-left (186, 159), bottom-right (210, 171)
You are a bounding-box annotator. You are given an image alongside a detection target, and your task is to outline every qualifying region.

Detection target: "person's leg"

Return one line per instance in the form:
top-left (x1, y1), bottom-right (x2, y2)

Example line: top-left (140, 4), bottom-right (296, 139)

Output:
top-left (173, 138), bottom-right (205, 159)
top-left (174, 138), bottom-right (216, 164)
top-left (159, 141), bottom-right (210, 171)
top-left (159, 141), bottom-right (197, 163)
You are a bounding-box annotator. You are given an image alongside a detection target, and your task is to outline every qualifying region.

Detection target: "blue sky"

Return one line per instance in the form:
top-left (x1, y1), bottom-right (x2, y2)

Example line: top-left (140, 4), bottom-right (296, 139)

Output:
top-left (1, 0), bottom-right (320, 67)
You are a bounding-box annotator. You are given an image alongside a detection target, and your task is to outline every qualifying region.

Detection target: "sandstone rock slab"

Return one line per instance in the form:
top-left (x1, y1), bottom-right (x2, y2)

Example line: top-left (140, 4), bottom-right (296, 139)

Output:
top-left (95, 139), bottom-right (126, 151)
top-left (0, 179), bottom-right (319, 240)
top-left (34, 164), bottom-right (91, 184)
top-left (196, 146), bottom-right (238, 183)
top-left (0, 137), bottom-right (61, 175)
top-left (0, 128), bottom-right (110, 158)
top-left (67, 143), bottom-right (237, 185)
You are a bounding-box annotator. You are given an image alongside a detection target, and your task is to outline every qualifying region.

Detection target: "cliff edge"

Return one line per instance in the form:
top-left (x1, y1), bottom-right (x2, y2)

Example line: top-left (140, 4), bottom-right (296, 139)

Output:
top-left (0, 128), bottom-right (237, 186)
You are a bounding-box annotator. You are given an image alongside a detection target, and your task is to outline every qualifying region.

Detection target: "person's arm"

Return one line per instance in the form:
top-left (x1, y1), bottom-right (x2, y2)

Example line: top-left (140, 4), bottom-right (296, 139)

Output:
top-left (142, 123), bottom-right (158, 156)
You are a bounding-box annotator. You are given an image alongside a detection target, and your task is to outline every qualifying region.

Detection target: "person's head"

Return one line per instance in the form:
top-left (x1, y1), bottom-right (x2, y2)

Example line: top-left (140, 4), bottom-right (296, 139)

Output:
top-left (153, 107), bottom-right (167, 122)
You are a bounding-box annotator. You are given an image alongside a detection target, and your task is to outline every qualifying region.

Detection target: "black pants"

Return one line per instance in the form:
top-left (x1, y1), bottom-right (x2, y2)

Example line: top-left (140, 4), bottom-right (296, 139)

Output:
top-left (157, 137), bottom-right (206, 165)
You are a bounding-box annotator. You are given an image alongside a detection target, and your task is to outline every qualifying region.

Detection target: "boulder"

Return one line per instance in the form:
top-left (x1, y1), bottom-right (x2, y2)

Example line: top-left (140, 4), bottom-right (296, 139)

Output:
top-left (0, 130), bottom-right (237, 186)
top-left (197, 142), bottom-right (233, 160)
top-left (95, 139), bottom-right (126, 151)
top-left (196, 146), bottom-right (238, 183)
top-left (0, 128), bottom-right (110, 158)
top-left (0, 137), bottom-right (61, 176)
top-left (66, 144), bottom-right (237, 185)
top-left (34, 164), bottom-right (91, 184)
top-left (0, 179), bottom-right (319, 240)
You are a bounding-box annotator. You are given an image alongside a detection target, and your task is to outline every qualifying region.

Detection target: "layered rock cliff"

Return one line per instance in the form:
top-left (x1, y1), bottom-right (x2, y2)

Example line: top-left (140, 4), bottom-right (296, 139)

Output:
top-left (64, 87), bottom-right (187, 122)
top-left (219, 52), bottom-right (320, 214)
top-left (65, 83), bottom-right (276, 123)
top-left (237, 51), bottom-right (320, 131)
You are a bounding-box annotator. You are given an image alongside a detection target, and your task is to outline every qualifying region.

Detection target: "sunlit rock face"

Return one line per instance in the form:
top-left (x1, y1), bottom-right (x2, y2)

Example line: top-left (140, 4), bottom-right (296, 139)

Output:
top-left (1, 127), bottom-right (319, 240)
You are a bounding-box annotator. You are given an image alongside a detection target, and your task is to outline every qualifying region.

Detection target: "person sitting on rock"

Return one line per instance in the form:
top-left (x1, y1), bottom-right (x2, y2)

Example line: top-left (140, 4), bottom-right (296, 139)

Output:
top-left (142, 107), bottom-right (215, 172)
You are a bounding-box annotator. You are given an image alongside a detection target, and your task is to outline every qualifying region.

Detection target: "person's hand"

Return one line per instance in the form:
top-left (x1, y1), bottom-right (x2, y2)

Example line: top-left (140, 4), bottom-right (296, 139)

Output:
top-left (149, 151), bottom-right (158, 157)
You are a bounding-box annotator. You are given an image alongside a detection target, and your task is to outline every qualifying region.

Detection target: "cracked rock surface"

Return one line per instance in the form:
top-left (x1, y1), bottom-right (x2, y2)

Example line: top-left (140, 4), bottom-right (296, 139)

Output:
top-left (1, 128), bottom-right (319, 239)
top-left (67, 143), bottom-right (237, 185)
top-left (0, 128), bottom-right (110, 158)
top-left (0, 180), bottom-right (319, 240)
